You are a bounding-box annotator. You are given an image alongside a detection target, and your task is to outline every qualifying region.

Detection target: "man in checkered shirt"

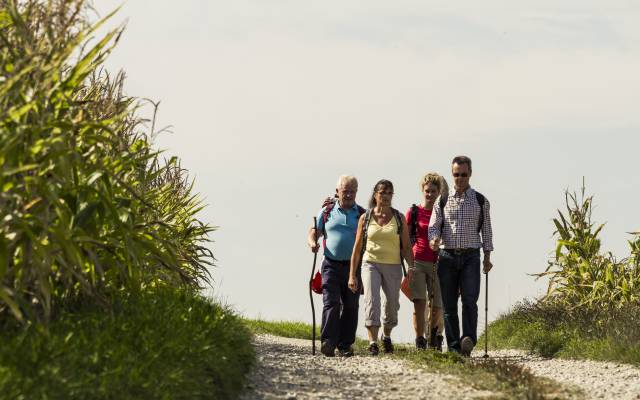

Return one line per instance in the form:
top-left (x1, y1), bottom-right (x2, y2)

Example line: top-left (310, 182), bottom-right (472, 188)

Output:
top-left (428, 155), bottom-right (493, 356)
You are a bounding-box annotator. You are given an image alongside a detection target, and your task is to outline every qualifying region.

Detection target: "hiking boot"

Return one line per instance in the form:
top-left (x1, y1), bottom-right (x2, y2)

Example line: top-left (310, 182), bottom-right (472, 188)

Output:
top-left (429, 327), bottom-right (438, 349)
top-left (338, 346), bottom-right (354, 358)
top-left (321, 341), bottom-right (335, 357)
top-left (434, 335), bottom-right (444, 352)
top-left (415, 336), bottom-right (427, 350)
top-left (429, 327), bottom-right (443, 352)
top-left (368, 342), bottom-right (379, 356)
top-left (381, 336), bottom-right (394, 354)
top-left (460, 336), bottom-right (474, 357)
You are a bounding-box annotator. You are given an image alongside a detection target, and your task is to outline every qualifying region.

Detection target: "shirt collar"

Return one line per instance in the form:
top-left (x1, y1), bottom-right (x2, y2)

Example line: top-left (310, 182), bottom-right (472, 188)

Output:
top-left (336, 201), bottom-right (360, 213)
top-left (453, 187), bottom-right (474, 198)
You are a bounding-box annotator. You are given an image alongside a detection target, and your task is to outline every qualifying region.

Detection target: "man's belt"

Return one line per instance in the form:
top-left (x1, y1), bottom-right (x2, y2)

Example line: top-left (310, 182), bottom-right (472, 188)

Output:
top-left (443, 248), bottom-right (479, 255)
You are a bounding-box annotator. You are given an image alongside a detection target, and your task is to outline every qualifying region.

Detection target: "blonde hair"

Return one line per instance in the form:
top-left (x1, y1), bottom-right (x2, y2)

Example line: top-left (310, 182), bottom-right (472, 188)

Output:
top-left (420, 172), bottom-right (449, 196)
top-left (336, 175), bottom-right (358, 189)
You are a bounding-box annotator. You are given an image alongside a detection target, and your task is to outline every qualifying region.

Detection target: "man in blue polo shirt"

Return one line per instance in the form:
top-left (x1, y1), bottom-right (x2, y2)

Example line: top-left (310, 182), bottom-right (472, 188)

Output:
top-left (307, 175), bottom-right (364, 357)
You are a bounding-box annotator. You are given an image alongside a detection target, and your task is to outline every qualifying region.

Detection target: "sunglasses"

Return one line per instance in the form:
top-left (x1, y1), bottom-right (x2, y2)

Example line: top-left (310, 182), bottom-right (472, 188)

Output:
top-left (376, 191), bottom-right (394, 196)
top-left (453, 173), bottom-right (469, 178)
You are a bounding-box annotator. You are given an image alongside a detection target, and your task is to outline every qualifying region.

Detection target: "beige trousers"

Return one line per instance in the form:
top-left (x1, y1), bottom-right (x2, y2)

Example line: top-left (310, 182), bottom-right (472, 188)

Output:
top-left (362, 261), bottom-right (403, 328)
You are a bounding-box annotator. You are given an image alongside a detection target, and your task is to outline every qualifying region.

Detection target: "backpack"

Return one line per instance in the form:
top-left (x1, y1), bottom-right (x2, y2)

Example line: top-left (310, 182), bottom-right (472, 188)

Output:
top-left (438, 191), bottom-right (486, 233)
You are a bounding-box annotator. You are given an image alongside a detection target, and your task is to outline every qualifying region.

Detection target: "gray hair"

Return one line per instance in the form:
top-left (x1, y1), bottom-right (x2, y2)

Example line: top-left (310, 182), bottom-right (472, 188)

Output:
top-left (336, 175), bottom-right (358, 189)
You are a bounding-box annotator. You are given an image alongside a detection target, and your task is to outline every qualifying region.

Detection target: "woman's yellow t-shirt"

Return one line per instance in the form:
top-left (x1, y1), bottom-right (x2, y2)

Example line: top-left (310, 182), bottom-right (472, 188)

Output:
top-left (364, 215), bottom-right (401, 264)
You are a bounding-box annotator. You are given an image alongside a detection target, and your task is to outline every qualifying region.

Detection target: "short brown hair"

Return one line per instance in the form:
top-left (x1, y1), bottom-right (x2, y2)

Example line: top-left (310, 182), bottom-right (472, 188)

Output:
top-left (452, 155), bottom-right (472, 172)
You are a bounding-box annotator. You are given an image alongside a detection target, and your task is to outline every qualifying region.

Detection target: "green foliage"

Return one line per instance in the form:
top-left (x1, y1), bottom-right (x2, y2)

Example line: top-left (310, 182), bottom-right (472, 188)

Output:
top-left (485, 300), bottom-right (640, 365)
top-left (534, 183), bottom-right (640, 311)
top-left (0, 0), bottom-right (214, 324)
top-left (0, 289), bottom-right (255, 399)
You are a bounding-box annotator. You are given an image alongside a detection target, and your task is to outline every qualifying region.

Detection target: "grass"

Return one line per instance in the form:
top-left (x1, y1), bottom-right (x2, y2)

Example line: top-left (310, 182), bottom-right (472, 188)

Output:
top-left (243, 318), bottom-right (320, 339)
top-left (0, 289), bottom-right (254, 400)
top-left (484, 300), bottom-right (640, 366)
top-left (244, 318), bottom-right (574, 399)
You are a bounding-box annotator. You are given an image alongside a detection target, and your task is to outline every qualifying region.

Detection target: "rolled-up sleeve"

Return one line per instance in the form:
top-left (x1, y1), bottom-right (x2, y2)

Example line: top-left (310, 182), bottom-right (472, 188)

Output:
top-left (481, 199), bottom-right (493, 252)
top-left (428, 196), bottom-right (442, 241)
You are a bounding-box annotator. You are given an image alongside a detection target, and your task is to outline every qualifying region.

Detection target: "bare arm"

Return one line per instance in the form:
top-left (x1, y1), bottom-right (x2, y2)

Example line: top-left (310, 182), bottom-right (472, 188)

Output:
top-left (307, 227), bottom-right (320, 253)
top-left (348, 214), bottom-right (366, 293)
top-left (400, 214), bottom-right (414, 267)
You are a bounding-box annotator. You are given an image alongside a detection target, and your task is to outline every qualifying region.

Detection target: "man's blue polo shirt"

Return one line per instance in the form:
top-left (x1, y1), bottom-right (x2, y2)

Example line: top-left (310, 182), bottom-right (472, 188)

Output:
top-left (316, 202), bottom-right (362, 261)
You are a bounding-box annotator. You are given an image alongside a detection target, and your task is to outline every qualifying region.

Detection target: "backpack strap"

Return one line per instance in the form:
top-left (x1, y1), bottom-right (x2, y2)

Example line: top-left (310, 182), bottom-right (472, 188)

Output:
top-left (438, 191), bottom-right (486, 236)
top-left (321, 199), bottom-right (335, 248)
top-left (409, 204), bottom-right (418, 246)
top-left (475, 191), bottom-right (485, 233)
top-left (439, 193), bottom-right (448, 233)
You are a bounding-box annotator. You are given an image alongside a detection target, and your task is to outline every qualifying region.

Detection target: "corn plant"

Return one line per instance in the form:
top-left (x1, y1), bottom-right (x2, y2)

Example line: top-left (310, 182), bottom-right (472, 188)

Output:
top-left (0, 0), bottom-right (214, 325)
top-left (535, 183), bottom-right (640, 311)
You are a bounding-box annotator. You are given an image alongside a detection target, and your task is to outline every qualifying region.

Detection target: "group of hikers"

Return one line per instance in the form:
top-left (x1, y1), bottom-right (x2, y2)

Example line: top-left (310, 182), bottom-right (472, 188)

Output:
top-left (307, 155), bottom-right (494, 357)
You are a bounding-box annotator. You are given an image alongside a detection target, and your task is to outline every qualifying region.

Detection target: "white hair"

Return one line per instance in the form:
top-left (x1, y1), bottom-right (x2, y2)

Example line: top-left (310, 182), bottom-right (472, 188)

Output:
top-left (336, 175), bottom-right (358, 189)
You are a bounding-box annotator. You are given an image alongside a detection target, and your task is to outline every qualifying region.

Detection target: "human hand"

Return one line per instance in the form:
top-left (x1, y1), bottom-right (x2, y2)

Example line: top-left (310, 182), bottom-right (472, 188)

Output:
top-left (407, 268), bottom-right (415, 282)
top-left (429, 238), bottom-right (441, 251)
top-left (348, 276), bottom-right (359, 293)
top-left (483, 258), bottom-right (493, 273)
top-left (309, 241), bottom-right (320, 253)
top-left (322, 196), bottom-right (334, 208)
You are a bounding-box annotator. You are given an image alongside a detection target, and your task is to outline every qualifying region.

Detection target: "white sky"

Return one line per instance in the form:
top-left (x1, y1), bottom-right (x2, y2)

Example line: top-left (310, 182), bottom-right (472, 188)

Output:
top-left (95, 1), bottom-right (640, 342)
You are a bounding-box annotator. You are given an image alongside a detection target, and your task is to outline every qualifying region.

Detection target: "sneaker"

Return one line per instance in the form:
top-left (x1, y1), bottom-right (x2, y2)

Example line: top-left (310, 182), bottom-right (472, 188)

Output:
top-left (415, 336), bottom-right (427, 350)
top-left (460, 336), bottom-right (474, 357)
top-left (381, 336), bottom-right (394, 354)
top-left (368, 342), bottom-right (379, 356)
top-left (321, 341), bottom-right (335, 357)
top-left (338, 346), bottom-right (354, 358)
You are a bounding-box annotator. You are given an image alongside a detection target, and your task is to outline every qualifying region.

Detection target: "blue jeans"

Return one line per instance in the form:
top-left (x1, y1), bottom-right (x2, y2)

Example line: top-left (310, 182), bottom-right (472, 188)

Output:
top-left (321, 258), bottom-right (360, 350)
top-left (437, 249), bottom-right (481, 351)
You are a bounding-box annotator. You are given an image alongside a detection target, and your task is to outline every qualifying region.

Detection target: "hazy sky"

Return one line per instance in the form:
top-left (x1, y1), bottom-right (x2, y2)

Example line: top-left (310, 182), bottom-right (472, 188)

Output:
top-left (96, 1), bottom-right (640, 342)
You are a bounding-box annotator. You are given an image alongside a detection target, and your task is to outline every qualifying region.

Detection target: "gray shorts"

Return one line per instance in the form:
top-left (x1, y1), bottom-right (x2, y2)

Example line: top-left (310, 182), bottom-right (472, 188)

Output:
top-left (409, 260), bottom-right (443, 308)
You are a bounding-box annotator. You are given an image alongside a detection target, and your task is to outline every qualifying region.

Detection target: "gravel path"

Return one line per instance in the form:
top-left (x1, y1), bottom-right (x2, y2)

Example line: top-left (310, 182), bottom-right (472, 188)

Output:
top-left (243, 335), bottom-right (640, 400)
top-left (241, 335), bottom-right (495, 399)
top-left (484, 350), bottom-right (640, 400)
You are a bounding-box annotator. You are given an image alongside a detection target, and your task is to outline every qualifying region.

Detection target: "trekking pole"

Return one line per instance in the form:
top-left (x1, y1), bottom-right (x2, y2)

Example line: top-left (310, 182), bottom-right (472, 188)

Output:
top-left (483, 271), bottom-right (489, 358)
top-left (428, 263), bottom-right (435, 347)
top-left (309, 217), bottom-right (319, 355)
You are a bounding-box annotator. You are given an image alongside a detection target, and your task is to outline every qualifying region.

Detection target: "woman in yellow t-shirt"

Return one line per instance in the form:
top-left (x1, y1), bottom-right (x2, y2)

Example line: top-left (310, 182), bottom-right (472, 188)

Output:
top-left (349, 179), bottom-right (414, 356)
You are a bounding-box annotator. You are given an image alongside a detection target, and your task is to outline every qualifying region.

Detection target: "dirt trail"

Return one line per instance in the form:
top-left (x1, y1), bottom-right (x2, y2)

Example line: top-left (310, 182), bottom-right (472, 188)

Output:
top-left (242, 335), bottom-right (640, 399)
top-left (242, 335), bottom-right (495, 400)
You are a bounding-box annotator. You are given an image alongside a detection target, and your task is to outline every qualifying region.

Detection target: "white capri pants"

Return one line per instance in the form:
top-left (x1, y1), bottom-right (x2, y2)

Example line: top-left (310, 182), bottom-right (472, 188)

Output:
top-left (362, 261), bottom-right (403, 328)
